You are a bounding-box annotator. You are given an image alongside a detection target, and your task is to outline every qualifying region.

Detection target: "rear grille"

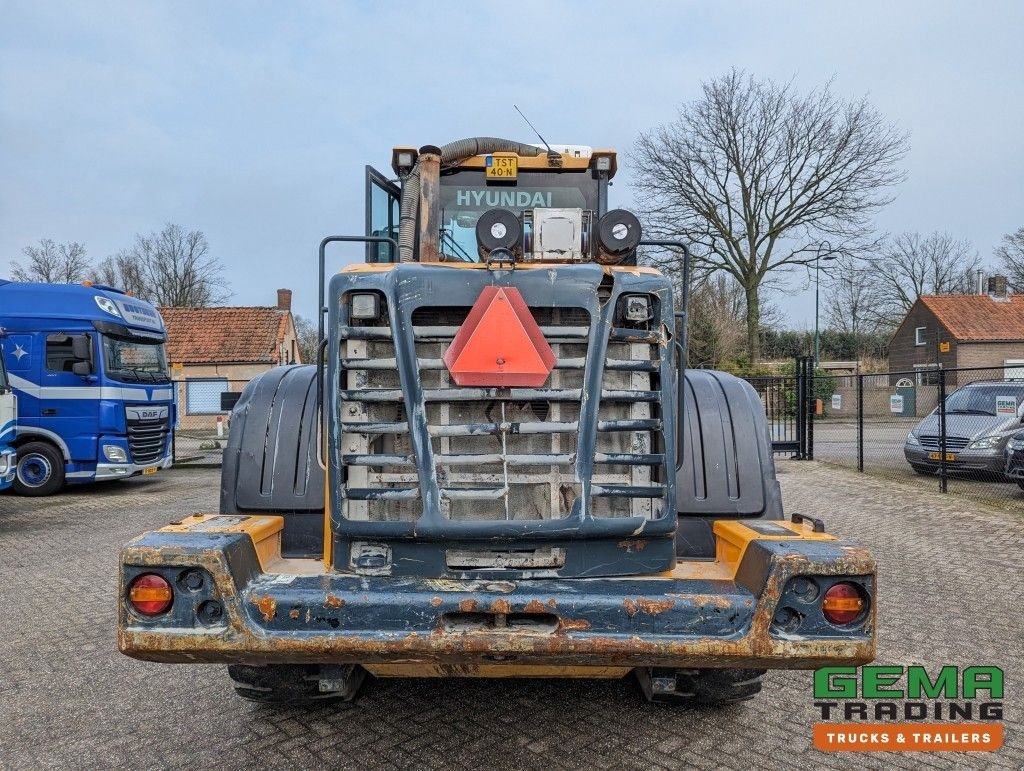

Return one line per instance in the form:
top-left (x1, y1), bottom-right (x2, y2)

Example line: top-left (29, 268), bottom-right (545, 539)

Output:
top-left (126, 414), bottom-right (169, 464)
top-left (339, 304), bottom-right (667, 523)
top-left (918, 435), bottom-right (970, 450)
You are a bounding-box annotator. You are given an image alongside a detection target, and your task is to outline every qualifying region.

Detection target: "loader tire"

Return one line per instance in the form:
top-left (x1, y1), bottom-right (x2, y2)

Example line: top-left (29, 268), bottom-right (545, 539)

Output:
top-left (227, 664), bottom-right (366, 705)
top-left (635, 667), bottom-right (766, 706)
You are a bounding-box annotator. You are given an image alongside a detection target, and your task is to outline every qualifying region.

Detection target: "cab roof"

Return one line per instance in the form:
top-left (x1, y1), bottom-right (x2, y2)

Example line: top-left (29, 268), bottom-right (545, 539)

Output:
top-left (391, 146), bottom-right (617, 178)
top-left (0, 280), bottom-right (165, 333)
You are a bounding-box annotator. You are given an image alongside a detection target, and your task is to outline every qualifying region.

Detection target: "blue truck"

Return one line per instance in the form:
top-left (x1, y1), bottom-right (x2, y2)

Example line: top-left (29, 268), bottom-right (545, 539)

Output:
top-left (0, 280), bottom-right (174, 495)
top-left (0, 334), bottom-right (15, 490)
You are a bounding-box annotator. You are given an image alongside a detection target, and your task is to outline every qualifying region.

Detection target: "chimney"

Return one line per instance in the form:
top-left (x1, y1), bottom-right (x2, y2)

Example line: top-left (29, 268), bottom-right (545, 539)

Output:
top-left (276, 288), bottom-right (292, 312)
top-left (987, 275), bottom-right (1009, 302)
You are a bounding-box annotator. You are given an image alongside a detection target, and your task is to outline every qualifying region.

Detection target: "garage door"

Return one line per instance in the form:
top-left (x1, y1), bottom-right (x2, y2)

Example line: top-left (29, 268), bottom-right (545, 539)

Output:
top-left (185, 378), bottom-right (229, 414)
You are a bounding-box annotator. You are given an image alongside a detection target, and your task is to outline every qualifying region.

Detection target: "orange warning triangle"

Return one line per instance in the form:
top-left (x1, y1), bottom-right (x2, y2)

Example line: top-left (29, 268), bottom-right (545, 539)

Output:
top-left (443, 287), bottom-right (556, 387)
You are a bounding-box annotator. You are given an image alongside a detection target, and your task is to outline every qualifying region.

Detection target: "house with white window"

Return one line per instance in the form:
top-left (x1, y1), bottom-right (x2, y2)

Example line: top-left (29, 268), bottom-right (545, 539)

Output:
top-left (888, 278), bottom-right (1024, 387)
top-left (161, 289), bottom-right (301, 430)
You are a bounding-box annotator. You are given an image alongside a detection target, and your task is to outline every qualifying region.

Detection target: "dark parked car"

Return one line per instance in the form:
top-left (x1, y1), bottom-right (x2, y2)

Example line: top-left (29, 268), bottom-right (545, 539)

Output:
top-left (1003, 430), bottom-right (1024, 488)
top-left (904, 381), bottom-right (1024, 477)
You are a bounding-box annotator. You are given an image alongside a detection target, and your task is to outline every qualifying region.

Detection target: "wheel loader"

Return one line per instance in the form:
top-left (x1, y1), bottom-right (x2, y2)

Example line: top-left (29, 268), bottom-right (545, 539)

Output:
top-left (118, 138), bottom-right (875, 705)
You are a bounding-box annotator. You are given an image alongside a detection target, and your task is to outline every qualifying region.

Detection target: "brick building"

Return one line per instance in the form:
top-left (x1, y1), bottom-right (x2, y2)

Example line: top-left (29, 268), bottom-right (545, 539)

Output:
top-left (888, 286), bottom-right (1024, 386)
top-left (162, 289), bottom-right (301, 428)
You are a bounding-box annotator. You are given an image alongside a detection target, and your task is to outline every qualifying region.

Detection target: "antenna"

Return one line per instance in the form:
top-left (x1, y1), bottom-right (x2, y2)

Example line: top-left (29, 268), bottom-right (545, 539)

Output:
top-left (514, 104), bottom-right (557, 158)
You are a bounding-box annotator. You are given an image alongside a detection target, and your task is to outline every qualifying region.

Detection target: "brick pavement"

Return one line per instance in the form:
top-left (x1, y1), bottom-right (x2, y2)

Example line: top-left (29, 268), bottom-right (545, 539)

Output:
top-left (0, 462), bottom-right (1021, 769)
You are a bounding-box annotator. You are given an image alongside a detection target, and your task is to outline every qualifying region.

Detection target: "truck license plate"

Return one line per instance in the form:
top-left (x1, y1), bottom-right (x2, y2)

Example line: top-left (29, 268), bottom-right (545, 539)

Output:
top-left (928, 452), bottom-right (956, 461)
top-left (143, 466), bottom-right (158, 475)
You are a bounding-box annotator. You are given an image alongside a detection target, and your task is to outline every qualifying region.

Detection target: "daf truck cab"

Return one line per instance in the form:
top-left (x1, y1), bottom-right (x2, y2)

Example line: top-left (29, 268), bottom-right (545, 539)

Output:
top-left (0, 280), bottom-right (174, 495)
top-left (0, 335), bottom-right (15, 490)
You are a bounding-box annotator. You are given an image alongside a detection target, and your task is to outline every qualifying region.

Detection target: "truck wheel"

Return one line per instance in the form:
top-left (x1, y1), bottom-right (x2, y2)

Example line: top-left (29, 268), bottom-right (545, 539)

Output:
top-left (635, 667), bottom-right (766, 706)
top-left (227, 664), bottom-right (366, 705)
top-left (13, 442), bottom-right (65, 496)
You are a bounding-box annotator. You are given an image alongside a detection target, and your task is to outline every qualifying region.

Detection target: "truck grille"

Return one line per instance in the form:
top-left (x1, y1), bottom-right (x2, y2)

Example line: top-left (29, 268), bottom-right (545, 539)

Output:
top-left (338, 304), bottom-right (667, 523)
top-left (126, 413), bottom-right (170, 464)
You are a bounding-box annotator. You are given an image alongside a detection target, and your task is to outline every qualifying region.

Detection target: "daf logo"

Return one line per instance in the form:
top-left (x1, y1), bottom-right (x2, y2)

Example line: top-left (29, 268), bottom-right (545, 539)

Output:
top-left (126, 406), bottom-right (168, 421)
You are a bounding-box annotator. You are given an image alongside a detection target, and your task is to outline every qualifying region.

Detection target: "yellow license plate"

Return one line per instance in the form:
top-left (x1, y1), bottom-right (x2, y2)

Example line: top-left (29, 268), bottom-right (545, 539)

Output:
top-left (485, 155), bottom-right (517, 179)
top-left (142, 466), bottom-right (158, 475)
top-left (928, 452), bottom-right (956, 461)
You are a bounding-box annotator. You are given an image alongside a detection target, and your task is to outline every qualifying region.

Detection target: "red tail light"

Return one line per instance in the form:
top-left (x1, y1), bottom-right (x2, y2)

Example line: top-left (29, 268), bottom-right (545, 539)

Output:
top-left (128, 573), bottom-right (173, 616)
top-left (821, 582), bottom-right (865, 625)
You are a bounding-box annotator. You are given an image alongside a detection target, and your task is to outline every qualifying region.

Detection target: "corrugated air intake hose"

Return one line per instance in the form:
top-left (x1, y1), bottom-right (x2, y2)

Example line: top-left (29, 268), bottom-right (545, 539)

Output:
top-left (398, 138), bottom-right (547, 262)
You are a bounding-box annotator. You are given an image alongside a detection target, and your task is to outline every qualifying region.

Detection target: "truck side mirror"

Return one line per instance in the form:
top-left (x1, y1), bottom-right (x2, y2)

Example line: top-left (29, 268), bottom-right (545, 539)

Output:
top-left (71, 334), bottom-right (91, 361)
top-left (72, 360), bottom-right (93, 376)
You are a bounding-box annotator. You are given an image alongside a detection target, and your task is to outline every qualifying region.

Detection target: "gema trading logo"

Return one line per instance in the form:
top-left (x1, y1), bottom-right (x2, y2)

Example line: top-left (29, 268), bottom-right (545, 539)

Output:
top-left (812, 665), bottom-right (1004, 753)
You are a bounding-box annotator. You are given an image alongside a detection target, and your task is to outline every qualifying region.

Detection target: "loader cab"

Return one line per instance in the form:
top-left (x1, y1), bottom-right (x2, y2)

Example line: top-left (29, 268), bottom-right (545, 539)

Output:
top-left (365, 146), bottom-right (619, 264)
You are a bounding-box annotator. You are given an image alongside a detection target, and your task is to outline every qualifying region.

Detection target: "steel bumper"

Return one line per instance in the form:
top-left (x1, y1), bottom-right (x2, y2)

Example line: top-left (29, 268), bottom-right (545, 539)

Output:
top-left (119, 517), bottom-right (876, 670)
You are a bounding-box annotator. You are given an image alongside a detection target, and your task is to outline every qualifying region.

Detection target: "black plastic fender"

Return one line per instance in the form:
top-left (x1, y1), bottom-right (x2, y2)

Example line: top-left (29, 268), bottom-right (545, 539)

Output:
top-left (220, 365), bottom-right (325, 557)
top-left (674, 369), bottom-right (784, 558)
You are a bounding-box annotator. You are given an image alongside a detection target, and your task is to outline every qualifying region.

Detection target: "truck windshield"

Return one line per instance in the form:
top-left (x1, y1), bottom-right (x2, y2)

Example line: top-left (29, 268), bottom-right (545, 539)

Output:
top-left (438, 170), bottom-right (599, 262)
top-left (103, 336), bottom-right (170, 384)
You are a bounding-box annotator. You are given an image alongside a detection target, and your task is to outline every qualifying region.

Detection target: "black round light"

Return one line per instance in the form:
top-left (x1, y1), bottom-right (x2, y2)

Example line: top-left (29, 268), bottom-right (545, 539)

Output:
top-left (476, 208), bottom-right (522, 258)
top-left (596, 209), bottom-right (642, 262)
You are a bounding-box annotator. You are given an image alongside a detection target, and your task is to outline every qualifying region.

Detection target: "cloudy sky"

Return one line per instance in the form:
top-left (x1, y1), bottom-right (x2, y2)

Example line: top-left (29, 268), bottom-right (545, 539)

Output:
top-left (2, 1), bottom-right (1022, 326)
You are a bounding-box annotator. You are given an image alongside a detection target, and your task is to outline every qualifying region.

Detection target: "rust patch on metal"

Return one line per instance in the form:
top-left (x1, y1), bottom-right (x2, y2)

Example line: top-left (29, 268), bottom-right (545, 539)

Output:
top-left (458, 599), bottom-right (479, 613)
top-left (490, 599), bottom-right (512, 615)
top-left (430, 596), bottom-right (443, 607)
top-left (546, 598), bottom-right (557, 610)
top-left (523, 599), bottom-right (546, 614)
top-left (618, 539), bottom-right (648, 553)
top-left (558, 618), bottom-right (592, 632)
top-left (254, 595), bottom-right (276, 623)
top-left (623, 598), bottom-right (675, 617)
top-left (288, 608), bottom-right (300, 620)
top-left (680, 594), bottom-right (732, 610)
top-left (324, 594), bottom-right (345, 609)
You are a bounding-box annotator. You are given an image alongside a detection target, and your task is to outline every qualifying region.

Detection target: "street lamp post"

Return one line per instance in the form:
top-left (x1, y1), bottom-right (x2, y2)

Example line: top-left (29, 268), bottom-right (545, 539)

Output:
top-left (814, 240), bottom-right (836, 368)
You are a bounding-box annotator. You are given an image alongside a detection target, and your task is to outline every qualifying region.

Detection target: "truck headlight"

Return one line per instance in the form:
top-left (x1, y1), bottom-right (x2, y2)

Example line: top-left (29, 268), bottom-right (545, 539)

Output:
top-left (103, 445), bottom-right (128, 463)
top-left (968, 435), bottom-right (1002, 450)
top-left (905, 432), bottom-right (920, 446)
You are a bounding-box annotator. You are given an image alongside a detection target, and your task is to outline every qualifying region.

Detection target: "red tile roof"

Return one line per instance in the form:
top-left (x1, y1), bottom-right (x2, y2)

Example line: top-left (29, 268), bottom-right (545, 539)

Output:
top-left (919, 294), bottom-right (1024, 342)
top-left (160, 306), bottom-right (292, 364)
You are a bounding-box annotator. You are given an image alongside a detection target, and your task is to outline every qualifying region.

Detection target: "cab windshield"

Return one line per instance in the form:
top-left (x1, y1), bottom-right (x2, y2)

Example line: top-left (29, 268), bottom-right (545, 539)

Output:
top-left (943, 384), bottom-right (1024, 416)
top-left (102, 335), bottom-right (170, 384)
top-left (439, 169), bottom-right (599, 262)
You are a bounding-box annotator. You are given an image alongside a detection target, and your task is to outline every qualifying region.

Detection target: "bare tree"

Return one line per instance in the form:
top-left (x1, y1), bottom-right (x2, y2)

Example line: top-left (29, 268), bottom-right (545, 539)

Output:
top-left (631, 70), bottom-right (908, 362)
top-left (293, 314), bottom-right (319, 365)
top-left (862, 231), bottom-right (981, 329)
top-left (97, 223), bottom-right (230, 306)
top-left (995, 226), bottom-right (1024, 291)
top-left (11, 239), bottom-right (91, 283)
top-left (823, 257), bottom-right (883, 336)
top-left (92, 253), bottom-right (147, 297)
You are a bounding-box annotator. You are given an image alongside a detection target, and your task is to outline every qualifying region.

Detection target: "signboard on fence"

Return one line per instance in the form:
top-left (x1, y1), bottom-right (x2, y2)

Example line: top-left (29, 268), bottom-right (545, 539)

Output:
top-left (831, 394), bottom-right (842, 410)
top-left (996, 395), bottom-right (1018, 416)
top-left (890, 394), bottom-right (904, 414)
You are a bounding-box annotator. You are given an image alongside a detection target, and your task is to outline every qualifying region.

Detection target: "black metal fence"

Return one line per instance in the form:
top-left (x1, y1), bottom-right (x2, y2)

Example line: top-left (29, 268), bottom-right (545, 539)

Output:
top-left (743, 356), bottom-right (815, 459)
top-left (805, 364), bottom-right (1024, 510)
